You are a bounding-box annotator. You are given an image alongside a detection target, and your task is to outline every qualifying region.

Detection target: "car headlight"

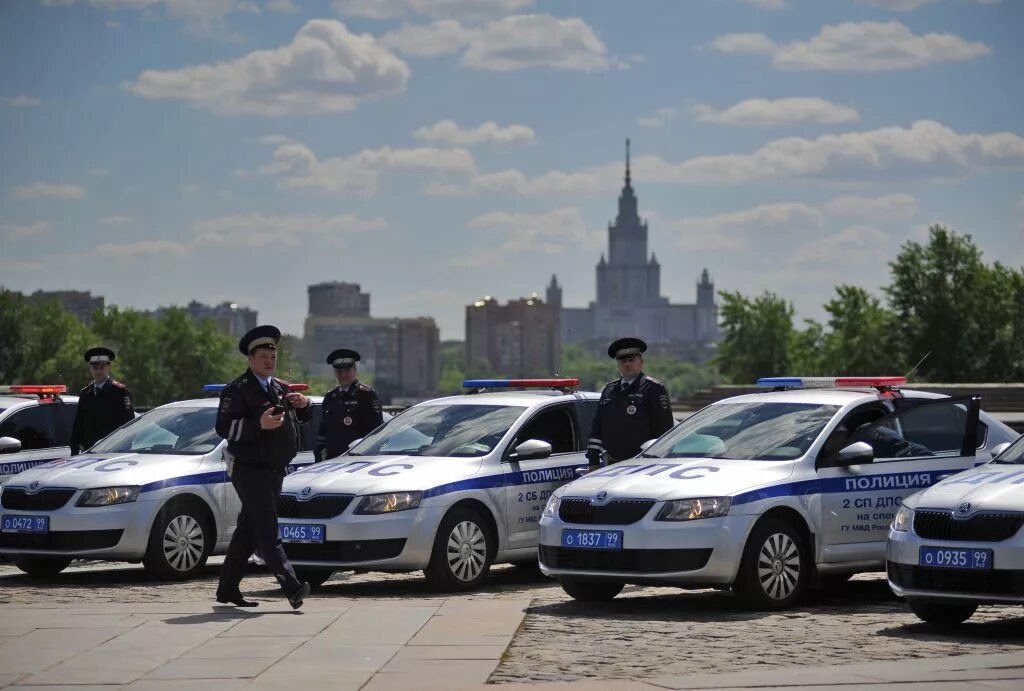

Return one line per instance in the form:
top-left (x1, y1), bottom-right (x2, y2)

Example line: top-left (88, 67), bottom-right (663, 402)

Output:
top-left (355, 491), bottom-right (422, 515)
top-left (77, 486), bottom-right (140, 507)
top-left (892, 505), bottom-right (914, 532)
top-left (656, 497), bottom-right (731, 521)
top-left (542, 494), bottom-right (561, 518)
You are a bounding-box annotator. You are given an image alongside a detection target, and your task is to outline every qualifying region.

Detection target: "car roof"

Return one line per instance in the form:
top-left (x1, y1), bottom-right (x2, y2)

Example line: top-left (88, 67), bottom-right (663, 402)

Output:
top-left (717, 387), bottom-right (946, 407)
top-left (0, 395), bottom-right (80, 410)
top-left (413, 390), bottom-right (601, 409)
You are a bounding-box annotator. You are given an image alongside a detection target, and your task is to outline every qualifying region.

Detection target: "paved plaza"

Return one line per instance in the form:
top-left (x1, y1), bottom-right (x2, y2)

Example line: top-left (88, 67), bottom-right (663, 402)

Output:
top-left (0, 560), bottom-right (1022, 689)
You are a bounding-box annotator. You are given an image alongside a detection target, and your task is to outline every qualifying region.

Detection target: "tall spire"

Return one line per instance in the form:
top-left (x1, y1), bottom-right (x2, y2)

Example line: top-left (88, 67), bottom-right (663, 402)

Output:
top-left (625, 138), bottom-right (631, 187)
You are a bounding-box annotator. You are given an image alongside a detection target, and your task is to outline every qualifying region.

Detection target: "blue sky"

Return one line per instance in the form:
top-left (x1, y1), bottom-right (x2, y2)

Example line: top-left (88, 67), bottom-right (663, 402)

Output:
top-left (2, 0), bottom-right (1022, 340)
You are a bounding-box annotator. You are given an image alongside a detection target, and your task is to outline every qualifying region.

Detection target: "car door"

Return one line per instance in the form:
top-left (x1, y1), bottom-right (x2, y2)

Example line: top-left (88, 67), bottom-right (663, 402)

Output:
top-left (817, 396), bottom-right (980, 564)
top-left (0, 403), bottom-right (69, 481)
top-left (502, 403), bottom-right (589, 550)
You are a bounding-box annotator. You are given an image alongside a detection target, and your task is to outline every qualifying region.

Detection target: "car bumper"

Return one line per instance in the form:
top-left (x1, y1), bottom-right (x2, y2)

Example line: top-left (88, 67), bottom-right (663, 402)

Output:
top-left (279, 505), bottom-right (446, 571)
top-left (537, 513), bottom-right (757, 585)
top-left (886, 527), bottom-right (1024, 604)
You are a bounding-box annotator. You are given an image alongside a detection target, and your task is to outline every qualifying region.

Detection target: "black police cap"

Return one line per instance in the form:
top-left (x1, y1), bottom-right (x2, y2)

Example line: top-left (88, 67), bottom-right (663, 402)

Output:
top-left (84, 346), bottom-right (116, 364)
top-left (326, 348), bottom-right (361, 369)
top-left (239, 325), bottom-right (281, 355)
top-left (607, 337), bottom-right (647, 359)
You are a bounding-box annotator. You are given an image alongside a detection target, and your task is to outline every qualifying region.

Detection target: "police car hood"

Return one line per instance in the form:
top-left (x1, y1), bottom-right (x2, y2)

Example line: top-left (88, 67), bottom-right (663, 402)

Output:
top-left (7, 453), bottom-right (204, 490)
top-left (283, 455), bottom-right (484, 496)
top-left (904, 463), bottom-right (1024, 514)
top-left (559, 458), bottom-right (796, 502)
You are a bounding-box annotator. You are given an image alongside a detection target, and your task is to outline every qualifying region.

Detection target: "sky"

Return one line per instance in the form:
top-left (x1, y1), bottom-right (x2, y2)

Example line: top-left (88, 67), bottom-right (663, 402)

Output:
top-left (1, 0), bottom-right (1022, 341)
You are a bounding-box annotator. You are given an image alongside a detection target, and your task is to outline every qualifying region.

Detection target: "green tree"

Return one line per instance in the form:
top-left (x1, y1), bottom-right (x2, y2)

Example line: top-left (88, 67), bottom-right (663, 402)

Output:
top-left (0, 289), bottom-right (30, 383)
top-left (17, 298), bottom-right (96, 388)
top-left (820, 285), bottom-right (905, 376)
top-left (715, 291), bottom-right (795, 383)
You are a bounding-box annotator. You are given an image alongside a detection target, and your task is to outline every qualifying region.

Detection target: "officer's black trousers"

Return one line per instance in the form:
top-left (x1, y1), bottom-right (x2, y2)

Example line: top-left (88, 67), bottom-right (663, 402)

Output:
top-left (218, 464), bottom-right (301, 596)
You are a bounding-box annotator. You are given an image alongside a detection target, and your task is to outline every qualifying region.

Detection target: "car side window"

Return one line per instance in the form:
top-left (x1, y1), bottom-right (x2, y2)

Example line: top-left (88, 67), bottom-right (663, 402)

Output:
top-left (817, 404), bottom-right (888, 464)
top-left (574, 399), bottom-right (598, 448)
top-left (852, 399), bottom-right (972, 463)
top-left (0, 405), bottom-right (56, 451)
top-left (53, 402), bottom-right (77, 446)
top-left (515, 406), bottom-right (577, 455)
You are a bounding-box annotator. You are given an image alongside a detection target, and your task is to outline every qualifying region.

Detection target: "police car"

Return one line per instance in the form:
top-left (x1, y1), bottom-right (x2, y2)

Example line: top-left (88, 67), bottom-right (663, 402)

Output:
top-left (887, 433), bottom-right (1024, 626)
top-left (277, 379), bottom-right (599, 592)
top-left (537, 376), bottom-right (1019, 609)
top-left (0, 385), bottom-right (324, 580)
top-left (0, 385), bottom-right (80, 484)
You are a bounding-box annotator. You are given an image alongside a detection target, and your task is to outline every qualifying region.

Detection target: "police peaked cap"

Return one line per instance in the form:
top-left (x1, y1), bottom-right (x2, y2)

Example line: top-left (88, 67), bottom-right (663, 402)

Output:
top-left (84, 346), bottom-right (116, 364)
top-left (608, 337), bottom-right (648, 359)
top-left (326, 348), bottom-right (361, 369)
top-left (239, 325), bottom-right (281, 355)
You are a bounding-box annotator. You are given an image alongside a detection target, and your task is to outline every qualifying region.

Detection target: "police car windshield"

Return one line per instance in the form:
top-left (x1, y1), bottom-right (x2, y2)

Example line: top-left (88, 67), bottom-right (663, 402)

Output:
top-left (992, 435), bottom-right (1024, 464)
top-left (349, 403), bottom-right (525, 458)
top-left (91, 406), bottom-right (221, 455)
top-left (645, 402), bottom-right (841, 461)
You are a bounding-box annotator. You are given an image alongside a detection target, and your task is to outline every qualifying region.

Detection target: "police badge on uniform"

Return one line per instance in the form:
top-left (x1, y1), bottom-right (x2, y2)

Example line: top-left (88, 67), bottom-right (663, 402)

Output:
top-left (626, 405), bottom-right (637, 415)
top-left (343, 416), bottom-right (353, 426)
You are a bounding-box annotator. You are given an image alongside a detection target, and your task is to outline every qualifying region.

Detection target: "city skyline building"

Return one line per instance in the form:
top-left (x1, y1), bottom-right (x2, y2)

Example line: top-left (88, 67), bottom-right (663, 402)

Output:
top-left (465, 293), bottom-right (560, 378)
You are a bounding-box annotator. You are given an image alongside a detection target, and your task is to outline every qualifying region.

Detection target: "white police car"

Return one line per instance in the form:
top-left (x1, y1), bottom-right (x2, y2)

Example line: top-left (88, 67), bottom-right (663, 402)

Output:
top-left (0, 385), bottom-right (80, 484)
top-left (537, 376), bottom-right (1019, 609)
top-left (277, 379), bottom-right (599, 592)
top-left (0, 385), bottom-right (323, 580)
top-left (887, 433), bottom-right (1024, 626)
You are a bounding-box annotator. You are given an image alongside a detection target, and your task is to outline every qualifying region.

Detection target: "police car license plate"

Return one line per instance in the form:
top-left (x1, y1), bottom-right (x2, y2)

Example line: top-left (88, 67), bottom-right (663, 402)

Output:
top-left (919, 546), bottom-right (993, 570)
top-left (561, 529), bottom-right (622, 550)
top-left (1, 514), bottom-right (49, 534)
top-left (279, 524), bottom-right (325, 544)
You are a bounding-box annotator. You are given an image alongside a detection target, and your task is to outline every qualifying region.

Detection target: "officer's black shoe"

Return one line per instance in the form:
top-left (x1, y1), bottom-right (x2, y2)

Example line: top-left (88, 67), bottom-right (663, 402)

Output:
top-left (288, 582), bottom-right (311, 610)
top-left (216, 590), bottom-right (259, 607)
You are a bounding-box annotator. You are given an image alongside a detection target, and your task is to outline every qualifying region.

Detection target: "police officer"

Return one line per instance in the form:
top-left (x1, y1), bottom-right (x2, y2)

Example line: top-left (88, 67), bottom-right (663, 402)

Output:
top-left (586, 337), bottom-right (674, 469)
top-left (315, 349), bottom-right (383, 462)
top-left (215, 325), bottom-right (312, 609)
top-left (69, 347), bottom-right (134, 454)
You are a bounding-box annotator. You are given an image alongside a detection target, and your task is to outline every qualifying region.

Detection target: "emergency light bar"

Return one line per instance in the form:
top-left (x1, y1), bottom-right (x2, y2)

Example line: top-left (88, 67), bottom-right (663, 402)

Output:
top-left (0, 384), bottom-right (67, 395)
top-left (756, 376), bottom-right (907, 390)
top-left (462, 379), bottom-right (581, 388)
top-left (203, 383), bottom-right (309, 392)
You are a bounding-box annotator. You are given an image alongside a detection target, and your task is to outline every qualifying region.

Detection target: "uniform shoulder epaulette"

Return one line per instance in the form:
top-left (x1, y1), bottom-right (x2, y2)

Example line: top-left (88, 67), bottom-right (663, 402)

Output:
top-left (230, 374), bottom-right (248, 388)
top-left (110, 379), bottom-right (127, 389)
top-left (644, 376), bottom-right (662, 386)
top-left (79, 384), bottom-right (92, 394)
top-left (356, 382), bottom-right (374, 392)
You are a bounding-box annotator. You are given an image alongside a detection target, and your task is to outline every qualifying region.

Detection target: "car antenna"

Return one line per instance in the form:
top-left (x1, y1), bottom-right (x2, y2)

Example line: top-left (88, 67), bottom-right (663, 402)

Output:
top-left (903, 351), bottom-right (931, 381)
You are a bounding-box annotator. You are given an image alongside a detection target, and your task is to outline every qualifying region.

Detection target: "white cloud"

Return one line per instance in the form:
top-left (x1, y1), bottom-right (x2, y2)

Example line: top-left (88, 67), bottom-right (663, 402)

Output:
top-left (266, 0), bottom-right (299, 11)
top-left (738, 0), bottom-right (789, 9)
top-left (712, 20), bottom-right (990, 71)
top-left (126, 20), bottom-right (410, 116)
top-left (332, 0), bottom-right (533, 20)
top-left (236, 0), bottom-right (260, 13)
top-left (48, 1), bottom-right (247, 37)
top-left (823, 194), bottom-right (919, 220)
top-left (87, 239), bottom-right (191, 260)
top-left (0, 221), bottom-right (51, 240)
top-left (259, 140), bottom-right (478, 196)
top-left (413, 120), bottom-right (535, 146)
top-left (790, 225), bottom-right (890, 265)
top-left (191, 213), bottom-right (387, 248)
top-left (382, 14), bottom-right (617, 71)
top-left (467, 168), bottom-right (612, 197)
top-left (10, 182), bottom-right (86, 199)
top-left (638, 107), bottom-right (678, 128)
top-left (860, 0), bottom-right (1000, 11)
top-left (100, 215), bottom-right (136, 226)
top-left (454, 207), bottom-right (599, 266)
top-left (693, 97), bottom-right (860, 126)
top-left (1, 95), bottom-right (40, 107)
top-left (668, 203), bottom-right (825, 252)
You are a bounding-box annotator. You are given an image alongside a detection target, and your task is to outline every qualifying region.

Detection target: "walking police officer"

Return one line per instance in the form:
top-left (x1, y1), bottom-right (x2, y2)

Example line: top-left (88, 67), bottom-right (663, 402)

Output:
top-left (69, 347), bottom-right (134, 454)
top-left (586, 337), bottom-right (674, 469)
top-left (315, 348), bottom-right (383, 462)
top-left (215, 325), bottom-right (311, 609)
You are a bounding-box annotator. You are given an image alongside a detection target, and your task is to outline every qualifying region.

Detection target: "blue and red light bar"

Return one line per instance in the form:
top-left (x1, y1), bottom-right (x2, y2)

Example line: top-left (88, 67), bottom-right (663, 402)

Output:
top-left (203, 383), bottom-right (309, 392)
top-left (756, 376), bottom-right (906, 390)
top-left (462, 379), bottom-right (581, 389)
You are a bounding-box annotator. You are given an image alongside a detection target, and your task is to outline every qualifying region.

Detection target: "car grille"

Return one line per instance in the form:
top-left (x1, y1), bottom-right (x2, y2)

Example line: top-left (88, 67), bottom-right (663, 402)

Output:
top-left (539, 545), bottom-right (712, 573)
top-left (888, 562), bottom-right (1024, 598)
top-left (0, 530), bottom-right (123, 551)
top-left (558, 498), bottom-right (656, 525)
top-left (283, 538), bottom-right (405, 563)
top-left (277, 494), bottom-right (354, 519)
top-left (1, 488), bottom-right (77, 511)
top-left (913, 511), bottom-right (1024, 542)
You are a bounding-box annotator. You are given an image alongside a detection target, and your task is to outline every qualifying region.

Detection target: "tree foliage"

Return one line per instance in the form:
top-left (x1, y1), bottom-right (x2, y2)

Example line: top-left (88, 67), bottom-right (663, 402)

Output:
top-left (715, 291), bottom-right (795, 383)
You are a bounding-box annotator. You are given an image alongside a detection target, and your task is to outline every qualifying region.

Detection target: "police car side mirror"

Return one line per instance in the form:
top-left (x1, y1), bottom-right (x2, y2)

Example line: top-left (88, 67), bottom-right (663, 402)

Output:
top-left (990, 442), bottom-right (1011, 460)
top-left (509, 439), bottom-right (552, 461)
top-left (0, 436), bottom-right (21, 454)
top-left (836, 441), bottom-right (874, 466)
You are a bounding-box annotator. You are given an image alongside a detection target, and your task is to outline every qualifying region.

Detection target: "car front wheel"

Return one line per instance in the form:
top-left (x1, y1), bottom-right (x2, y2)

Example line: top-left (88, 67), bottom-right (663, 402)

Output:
top-left (733, 519), bottom-right (808, 610)
top-left (908, 599), bottom-right (977, 627)
top-left (424, 507), bottom-right (494, 592)
top-left (13, 556), bottom-right (72, 579)
top-left (143, 503), bottom-right (212, 580)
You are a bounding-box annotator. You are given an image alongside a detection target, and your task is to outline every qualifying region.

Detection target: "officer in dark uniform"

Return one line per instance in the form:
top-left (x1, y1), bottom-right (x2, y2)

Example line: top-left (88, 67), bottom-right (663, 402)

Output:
top-left (214, 325), bottom-right (312, 609)
top-left (315, 349), bottom-right (384, 462)
top-left (69, 347), bottom-right (135, 454)
top-left (586, 337), bottom-right (675, 469)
